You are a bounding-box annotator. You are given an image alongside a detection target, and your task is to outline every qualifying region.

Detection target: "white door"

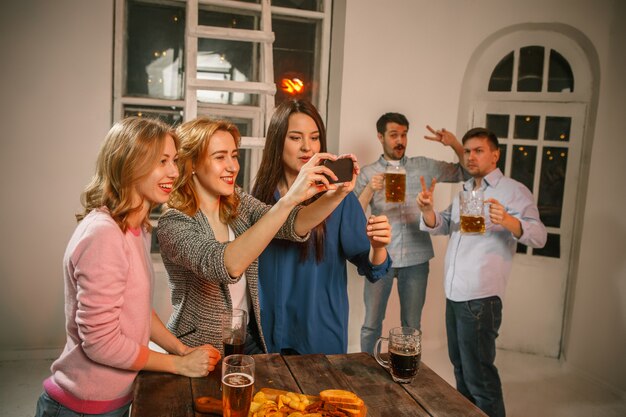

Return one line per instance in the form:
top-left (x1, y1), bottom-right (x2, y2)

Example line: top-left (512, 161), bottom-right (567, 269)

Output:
top-left (473, 101), bottom-right (585, 357)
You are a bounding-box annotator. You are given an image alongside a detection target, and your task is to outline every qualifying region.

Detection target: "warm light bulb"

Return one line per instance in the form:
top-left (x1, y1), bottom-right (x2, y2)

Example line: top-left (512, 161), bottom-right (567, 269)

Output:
top-left (525, 116), bottom-right (531, 122)
top-left (281, 78), bottom-right (305, 95)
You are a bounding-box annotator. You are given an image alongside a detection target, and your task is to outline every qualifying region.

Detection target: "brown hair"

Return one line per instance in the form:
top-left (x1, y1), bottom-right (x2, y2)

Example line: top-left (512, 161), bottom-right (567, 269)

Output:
top-left (252, 99), bottom-right (327, 263)
top-left (78, 116), bottom-right (178, 232)
top-left (169, 117), bottom-right (241, 224)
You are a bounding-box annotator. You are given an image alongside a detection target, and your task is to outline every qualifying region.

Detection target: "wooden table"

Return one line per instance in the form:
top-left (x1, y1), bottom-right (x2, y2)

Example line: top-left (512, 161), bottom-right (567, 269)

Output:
top-left (132, 352), bottom-right (487, 417)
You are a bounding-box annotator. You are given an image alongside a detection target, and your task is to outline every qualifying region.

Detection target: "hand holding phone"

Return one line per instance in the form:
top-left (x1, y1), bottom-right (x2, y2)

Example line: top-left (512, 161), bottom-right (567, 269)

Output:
top-left (323, 158), bottom-right (354, 184)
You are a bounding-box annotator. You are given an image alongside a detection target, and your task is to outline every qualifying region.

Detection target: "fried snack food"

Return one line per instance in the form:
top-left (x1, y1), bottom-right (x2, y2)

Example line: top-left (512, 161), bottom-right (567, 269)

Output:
top-left (249, 389), bottom-right (365, 417)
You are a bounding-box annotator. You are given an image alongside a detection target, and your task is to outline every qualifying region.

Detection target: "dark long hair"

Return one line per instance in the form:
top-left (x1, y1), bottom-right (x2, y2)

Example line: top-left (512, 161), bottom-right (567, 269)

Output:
top-left (252, 99), bottom-right (327, 262)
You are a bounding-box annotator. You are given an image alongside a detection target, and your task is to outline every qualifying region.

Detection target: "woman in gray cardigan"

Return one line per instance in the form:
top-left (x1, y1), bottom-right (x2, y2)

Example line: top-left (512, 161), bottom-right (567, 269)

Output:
top-left (157, 117), bottom-right (357, 355)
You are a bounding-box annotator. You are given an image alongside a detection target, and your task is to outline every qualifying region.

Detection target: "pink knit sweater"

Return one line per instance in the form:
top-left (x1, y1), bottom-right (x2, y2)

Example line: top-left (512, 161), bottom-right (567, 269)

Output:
top-left (44, 209), bottom-right (152, 414)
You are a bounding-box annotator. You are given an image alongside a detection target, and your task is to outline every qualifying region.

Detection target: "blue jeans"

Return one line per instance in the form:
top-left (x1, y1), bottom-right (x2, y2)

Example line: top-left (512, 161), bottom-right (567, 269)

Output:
top-left (35, 392), bottom-right (131, 417)
top-left (360, 262), bottom-right (429, 354)
top-left (446, 297), bottom-right (505, 417)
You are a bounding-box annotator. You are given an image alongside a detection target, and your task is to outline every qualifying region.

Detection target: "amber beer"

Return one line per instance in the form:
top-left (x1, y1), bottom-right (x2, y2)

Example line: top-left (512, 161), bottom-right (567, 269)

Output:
top-left (385, 171), bottom-right (406, 203)
top-left (460, 215), bottom-right (486, 234)
top-left (222, 373), bottom-right (254, 417)
top-left (459, 190), bottom-right (485, 234)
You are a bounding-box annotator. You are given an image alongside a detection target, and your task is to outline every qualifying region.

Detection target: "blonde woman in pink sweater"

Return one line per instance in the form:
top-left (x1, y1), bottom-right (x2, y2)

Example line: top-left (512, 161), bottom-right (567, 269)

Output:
top-left (35, 117), bottom-right (220, 417)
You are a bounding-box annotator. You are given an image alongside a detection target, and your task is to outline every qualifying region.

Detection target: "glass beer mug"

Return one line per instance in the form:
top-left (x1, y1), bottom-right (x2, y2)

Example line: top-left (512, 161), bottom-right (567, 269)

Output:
top-left (385, 164), bottom-right (406, 203)
top-left (374, 327), bottom-right (421, 383)
top-left (459, 190), bottom-right (486, 234)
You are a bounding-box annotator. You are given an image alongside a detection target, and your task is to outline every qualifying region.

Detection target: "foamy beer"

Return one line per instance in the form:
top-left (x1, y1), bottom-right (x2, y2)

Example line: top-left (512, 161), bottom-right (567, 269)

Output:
top-left (373, 327), bottom-right (421, 384)
top-left (385, 164), bottom-right (406, 203)
top-left (222, 354), bottom-right (254, 417)
top-left (460, 190), bottom-right (485, 234)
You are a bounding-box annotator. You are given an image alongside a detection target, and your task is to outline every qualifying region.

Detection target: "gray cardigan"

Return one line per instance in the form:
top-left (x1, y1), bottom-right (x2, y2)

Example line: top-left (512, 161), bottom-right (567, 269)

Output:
top-left (156, 189), bottom-right (307, 354)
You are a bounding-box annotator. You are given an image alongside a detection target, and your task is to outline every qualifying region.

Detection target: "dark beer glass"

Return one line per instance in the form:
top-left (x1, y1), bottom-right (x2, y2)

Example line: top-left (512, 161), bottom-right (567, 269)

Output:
top-left (222, 309), bottom-right (247, 357)
top-left (374, 327), bottom-right (421, 383)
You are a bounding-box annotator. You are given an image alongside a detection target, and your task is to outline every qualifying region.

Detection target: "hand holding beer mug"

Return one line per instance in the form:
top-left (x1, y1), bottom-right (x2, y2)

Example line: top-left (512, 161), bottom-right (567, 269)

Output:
top-left (374, 327), bottom-right (421, 384)
top-left (222, 354), bottom-right (254, 417)
top-left (460, 190), bottom-right (486, 234)
top-left (222, 309), bottom-right (247, 357)
top-left (385, 164), bottom-right (406, 203)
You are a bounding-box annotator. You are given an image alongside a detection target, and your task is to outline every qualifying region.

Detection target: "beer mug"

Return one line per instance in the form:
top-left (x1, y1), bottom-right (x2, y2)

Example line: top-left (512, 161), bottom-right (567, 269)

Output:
top-left (222, 309), bottom-right (247, 357)
top-left (385, 164), bottom-right (406, 203)
top-left (459, 190), bottom-right (485, 234)
top-left (373, 327), bottom-right (421, 384)
top-left (222, 354), bottom-right (255, 417)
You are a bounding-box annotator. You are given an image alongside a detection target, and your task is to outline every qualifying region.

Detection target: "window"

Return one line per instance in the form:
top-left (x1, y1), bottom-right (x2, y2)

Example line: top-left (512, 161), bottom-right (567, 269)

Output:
top-left (114, 0), bottom-right (332, 192)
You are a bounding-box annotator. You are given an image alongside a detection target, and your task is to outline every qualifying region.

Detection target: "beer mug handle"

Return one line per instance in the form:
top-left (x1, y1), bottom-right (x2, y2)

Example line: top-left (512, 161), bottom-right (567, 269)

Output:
top-left (373, 337), bottom-right (390, 370)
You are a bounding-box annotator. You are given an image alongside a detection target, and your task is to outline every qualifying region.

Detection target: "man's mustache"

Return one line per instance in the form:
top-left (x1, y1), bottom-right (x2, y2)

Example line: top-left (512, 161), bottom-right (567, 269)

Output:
top-left (394, 144), bottom-right (405, 151)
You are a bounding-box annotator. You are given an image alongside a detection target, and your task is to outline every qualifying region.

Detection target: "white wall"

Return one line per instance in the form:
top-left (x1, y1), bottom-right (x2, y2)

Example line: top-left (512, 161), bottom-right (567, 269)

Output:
top-left (0, 0), bottom-right (114, 357)
top-left (335, 0), bottom-right (626, 394)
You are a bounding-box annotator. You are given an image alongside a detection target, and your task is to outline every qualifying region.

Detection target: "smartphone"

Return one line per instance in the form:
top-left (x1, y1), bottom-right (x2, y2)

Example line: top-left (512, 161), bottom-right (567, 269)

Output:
top-left (323, 158), bottom-right (354, 183)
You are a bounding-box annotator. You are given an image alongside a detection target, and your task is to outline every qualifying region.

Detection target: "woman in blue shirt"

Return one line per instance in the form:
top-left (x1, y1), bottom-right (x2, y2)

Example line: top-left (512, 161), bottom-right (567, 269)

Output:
top-left (252, 99), bottom-right (392, 354)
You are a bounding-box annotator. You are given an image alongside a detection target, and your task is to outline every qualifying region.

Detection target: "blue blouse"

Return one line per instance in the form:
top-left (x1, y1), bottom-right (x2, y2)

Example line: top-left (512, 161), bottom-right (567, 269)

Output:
top-left (258, 192), bottom-right (391, 354)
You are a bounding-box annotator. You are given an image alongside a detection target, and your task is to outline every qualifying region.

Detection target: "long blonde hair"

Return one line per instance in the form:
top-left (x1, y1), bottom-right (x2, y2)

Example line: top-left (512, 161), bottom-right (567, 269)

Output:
top-left (78, 117), bottom-right (178, 232)
top-left (169, 117), bottom-right (241, 224)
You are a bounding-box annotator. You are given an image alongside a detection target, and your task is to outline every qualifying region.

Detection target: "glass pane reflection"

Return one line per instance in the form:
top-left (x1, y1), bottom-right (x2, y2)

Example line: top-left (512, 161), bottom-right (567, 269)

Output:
top-left (511, 145), bottom-right (536, 192)
top-left (538, 147), bottom-right (567, 227)
top-left (272, 0), bottom-right (321, 11)
top-left (488, 52), bottom-right (514, 92)
top-left (486, 114), bottom-right (509, 139)
top-left (544, 116), bottom-right (571, 142)
top-left (273, 18), bottom-right (317, 105)
top-left (514, 115), bottom-right (540, 139)
top-left (517, 46), bottom-right (544, 92)
top-left (548, 50), bottom-right (574, 92)
top-left (124, 106), bottom-right (183, 127)
top-left (497, 144), bottom-right (507, 174)
top-left (126, 1), bottom-right (184, 99)
top-left (533, 233), bottom-right (561, 258)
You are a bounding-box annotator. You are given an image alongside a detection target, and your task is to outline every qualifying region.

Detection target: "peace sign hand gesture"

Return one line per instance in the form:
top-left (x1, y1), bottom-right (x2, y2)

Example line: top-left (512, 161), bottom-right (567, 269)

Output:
top-left (417, 175), bottom-right (437, 213)
top-left (417, 176), bottom-right (438, 228)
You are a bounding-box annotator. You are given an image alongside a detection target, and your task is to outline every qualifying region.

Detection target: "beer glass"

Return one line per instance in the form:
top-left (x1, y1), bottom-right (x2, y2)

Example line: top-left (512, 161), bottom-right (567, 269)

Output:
top-left (374, 327), bottom-right (421, 383)
top-left (222, 309), bottom-right (247, 357)
top-left (222, 354), bottom-right (255, 417)
top-left (385, 164), bottom-right (406, 203)
top-left (459, 190), bottom-right (485, 234)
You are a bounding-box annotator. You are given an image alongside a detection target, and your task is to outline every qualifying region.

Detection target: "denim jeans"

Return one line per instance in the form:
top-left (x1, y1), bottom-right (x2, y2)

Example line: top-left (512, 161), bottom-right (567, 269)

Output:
top-left (446, 296), bottom-right (505, 417)
top-left (34, 392), bottom-right (131, 417)
top-left (360, 262), bottom-right (429, 354)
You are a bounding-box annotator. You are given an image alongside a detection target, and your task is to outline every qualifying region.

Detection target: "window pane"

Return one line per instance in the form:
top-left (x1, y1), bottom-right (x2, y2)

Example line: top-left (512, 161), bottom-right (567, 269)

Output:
top-left (497, 144), bottom-right (507, 174)
top-left (511, 145), bottom-right (536, 192)
top-left (538, 147), bottom-right (568, 227)
top-left (533, 233), bottom-right (561, 258)
top-left (517, 46), bottom-right (544, 92)
top-left (124, 106), bottom-right (183, 126)
top-left (273, 18), bottom-right (316, 105)
top-left (548, 50), bottom-right (574, 92)
top-left (544, 116), bottom-right (571, 142)
top-left (488, 52), bottom-right (514, 92)
top-left (199, 7), bottom-right (256, 30)
top-left (486, 114), bottom-right (509, 139)
top-left (514, 115), bottom-right (540, 139)
top-left (196, 38), bottom-right (260, 105)
top-left (517, 242), bottom-right (527, 254)
top-left (126, 1), bottom-right (185, 99)
top-left (271, 0), bottom-right (321, 11)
